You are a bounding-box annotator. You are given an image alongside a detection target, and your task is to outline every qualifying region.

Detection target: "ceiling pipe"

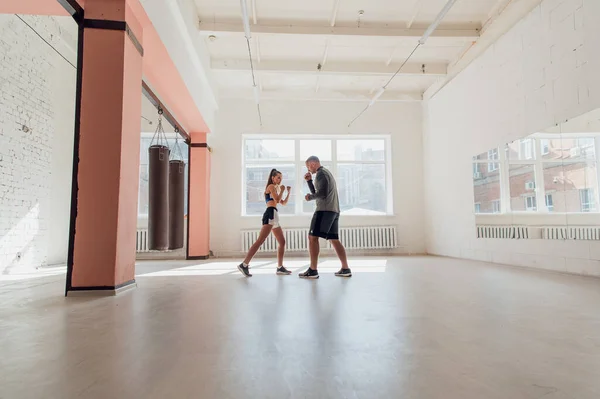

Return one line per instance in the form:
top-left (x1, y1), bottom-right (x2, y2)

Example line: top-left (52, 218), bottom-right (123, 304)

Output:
top-left (240, 0), bottom-right (252, 39)
top-left (419, 0), bottom-right (458, 44)
top-left (239, 0), bottom-right (263, 125)
top-left (348, 0), bottom-right (458, 127)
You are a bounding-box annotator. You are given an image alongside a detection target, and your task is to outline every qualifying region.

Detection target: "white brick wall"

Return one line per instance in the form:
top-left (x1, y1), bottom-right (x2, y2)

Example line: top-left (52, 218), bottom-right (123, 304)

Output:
top-left (0, 14), bottom-right (76, 274)
top-left (423, 0), bottom-right (600, 275)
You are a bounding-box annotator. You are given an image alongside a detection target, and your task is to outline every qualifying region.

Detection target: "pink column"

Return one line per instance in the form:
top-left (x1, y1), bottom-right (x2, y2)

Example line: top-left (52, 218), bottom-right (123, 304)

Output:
top-left (67, 0), bottom-right (143, 294)
top-left (188, 134), bottom-right (211, 259)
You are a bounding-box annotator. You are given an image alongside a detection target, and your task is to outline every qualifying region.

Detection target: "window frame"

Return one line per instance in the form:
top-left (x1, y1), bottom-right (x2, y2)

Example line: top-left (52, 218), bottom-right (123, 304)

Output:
top-left (242, 134), bottom-right (393, 217)
top-left (524, 195), bottom-right (537, 211)
top-left (545, 193), bottom-right (554, 212)
top-left (519, 138), bottom-right (534, 160)
top-left (580, 188), bottom-right (595, 212)
top-left (540, 139), bottom-right (550, 156)
top-left (473, 133), bottom-right (600, 215)
top-left (492, 200), bottom-right (501, 214)
top-left (487, 148), bottom-right (499, 172)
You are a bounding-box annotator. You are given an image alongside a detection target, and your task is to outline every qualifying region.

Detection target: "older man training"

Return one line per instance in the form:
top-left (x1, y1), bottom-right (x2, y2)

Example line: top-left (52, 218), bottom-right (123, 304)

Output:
top-left (299, 155), bottom-right (352, 279)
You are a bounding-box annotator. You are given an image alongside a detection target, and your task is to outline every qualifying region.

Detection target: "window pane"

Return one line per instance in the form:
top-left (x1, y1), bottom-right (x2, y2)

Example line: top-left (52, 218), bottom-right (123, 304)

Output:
top-left (487, 148), bottom-right (499, 161)
top-left (473, 163), bottom-right (501, 214)
top-left (138, 164), bottom-right (149, 215)
top-left (245, 139), bottom-right (295, 162)
top-left (337, 164), bottom-right (386, 215)
top-left (245, 165), bottom-right (296, 215)
top-left (509, 164), bottom-right (536, 211)
top-left (543, 162), bottom-right (566, 212)
top-left (563, 161), bottom-right (598, 212)
top-left (558, 137), bottom-right (596, 160)
top-left (485, 148), bottom-right (500, 172)
top-left (474, 148), bottom-right (497, 162)
top-left (545, 194), bottom-right (554, 211)
top-left (492, 200), bottom-right (501, 213)
top-left (541, 137), bottom-right (562, 160)
top-left (544, 161), bottom-right (598, 212)
top-left (300, 140), bottom-right (332, 162)
top-left (507, 139), bottom-right (535, 160)
top-left (302, 163), bottom-right (331, 213)
top-left (337, 139), bottom-right (385, 161)
top-left (140, 138), bottom-right (152, 164)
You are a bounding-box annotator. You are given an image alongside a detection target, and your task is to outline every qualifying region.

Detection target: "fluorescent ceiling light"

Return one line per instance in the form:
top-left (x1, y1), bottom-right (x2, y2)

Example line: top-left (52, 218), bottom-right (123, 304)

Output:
top-left (419, 0), bottom-right (458, 44)
top-left (369, 87), bottom-right (386, 106)
top-left (240, 0), bottom-right (251, 39)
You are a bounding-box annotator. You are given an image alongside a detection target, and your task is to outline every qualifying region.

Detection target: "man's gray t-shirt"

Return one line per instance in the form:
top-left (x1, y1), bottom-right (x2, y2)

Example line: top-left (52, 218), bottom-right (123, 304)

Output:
top-left (307, 166), bottom-right (340, 213)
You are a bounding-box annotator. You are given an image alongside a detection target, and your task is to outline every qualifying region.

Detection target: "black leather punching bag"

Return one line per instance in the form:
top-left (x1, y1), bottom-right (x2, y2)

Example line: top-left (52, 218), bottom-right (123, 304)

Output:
top-left (168, 160), bottom-right (185, 249)
top-left (148, 145), bottom-right (170, 250)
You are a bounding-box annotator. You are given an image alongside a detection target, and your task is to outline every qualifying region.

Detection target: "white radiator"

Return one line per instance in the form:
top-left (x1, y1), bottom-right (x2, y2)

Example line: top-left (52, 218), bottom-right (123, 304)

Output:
top-left (477, 225), bottom-right (530, 239)
top-left (327, 226), bottom-right (397, 250)
top-left (241, 226), bottom-right (397, 253)
top-left (136, 229), bottom-right (149, 252)
top-left (543, 226), bottom-right (600, 240)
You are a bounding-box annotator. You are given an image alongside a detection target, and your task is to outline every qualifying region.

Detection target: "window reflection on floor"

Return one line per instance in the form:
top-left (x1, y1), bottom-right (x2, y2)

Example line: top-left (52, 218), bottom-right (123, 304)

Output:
top-left (137, 258), bottom-right (388, 277)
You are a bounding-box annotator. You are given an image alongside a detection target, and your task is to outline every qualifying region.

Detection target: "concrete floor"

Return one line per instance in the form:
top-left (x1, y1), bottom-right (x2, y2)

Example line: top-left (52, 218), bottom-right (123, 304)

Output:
top-left (1, 256), bottom-right (600, 399)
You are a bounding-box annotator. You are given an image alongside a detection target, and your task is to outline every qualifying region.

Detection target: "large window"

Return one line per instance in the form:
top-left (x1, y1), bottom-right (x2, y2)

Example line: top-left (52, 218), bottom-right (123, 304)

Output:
top-left (472, 134), bottom-right (600, 214)
top-left (243, 136), bottom-right (391, 216)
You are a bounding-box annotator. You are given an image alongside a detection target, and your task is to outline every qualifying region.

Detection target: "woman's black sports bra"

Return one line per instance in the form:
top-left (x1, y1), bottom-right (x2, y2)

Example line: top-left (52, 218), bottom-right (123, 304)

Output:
top-left (265, 191), bottom-right (274, 203)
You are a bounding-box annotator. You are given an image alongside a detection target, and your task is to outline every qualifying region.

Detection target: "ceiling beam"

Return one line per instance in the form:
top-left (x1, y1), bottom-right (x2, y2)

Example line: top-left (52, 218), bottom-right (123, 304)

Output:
top-left (199, 21), bottom-right (480, 40)
top-left (212, 59), bottom-right (448, 77)
top-left (220, 88), bottom-right (423, 102)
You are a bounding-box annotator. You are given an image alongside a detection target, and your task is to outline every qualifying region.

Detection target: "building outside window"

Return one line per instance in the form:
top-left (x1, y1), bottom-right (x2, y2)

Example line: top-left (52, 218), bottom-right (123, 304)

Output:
top-left (473, 134), bottom-right (599, 214)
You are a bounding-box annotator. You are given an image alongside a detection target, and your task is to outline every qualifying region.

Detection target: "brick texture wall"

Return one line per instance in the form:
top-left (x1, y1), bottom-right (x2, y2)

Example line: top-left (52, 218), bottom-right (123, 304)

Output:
top-left (0, 14), bottom-right (74, 274)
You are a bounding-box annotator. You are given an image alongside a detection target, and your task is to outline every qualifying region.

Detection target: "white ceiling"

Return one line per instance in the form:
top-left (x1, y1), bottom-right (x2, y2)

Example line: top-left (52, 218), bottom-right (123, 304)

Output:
top-left (194, 0), bottom-right (512, 102)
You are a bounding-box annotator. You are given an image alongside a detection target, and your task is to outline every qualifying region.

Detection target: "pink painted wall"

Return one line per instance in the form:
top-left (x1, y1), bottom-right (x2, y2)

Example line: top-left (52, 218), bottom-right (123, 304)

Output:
top-left (72, 28), bottom-right (128, 287)
top-left (126, 0), bottom-right (209, 135)
top-left (114, 17), bottom-right (143, 286)
top-left (72, 5), bottom-right (143, 287)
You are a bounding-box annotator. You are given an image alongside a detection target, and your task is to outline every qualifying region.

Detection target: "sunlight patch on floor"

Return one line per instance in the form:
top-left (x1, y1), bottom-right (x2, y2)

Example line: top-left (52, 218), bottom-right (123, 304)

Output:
top-left (0, 266), bottom-right (66, 282)
top-left (137, 258), bottom-right (388, 277)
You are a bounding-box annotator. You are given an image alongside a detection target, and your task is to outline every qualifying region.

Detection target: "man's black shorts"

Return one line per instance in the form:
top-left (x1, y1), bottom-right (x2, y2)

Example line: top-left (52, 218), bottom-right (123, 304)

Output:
top-left (309, 211), bottom-right (340, 240)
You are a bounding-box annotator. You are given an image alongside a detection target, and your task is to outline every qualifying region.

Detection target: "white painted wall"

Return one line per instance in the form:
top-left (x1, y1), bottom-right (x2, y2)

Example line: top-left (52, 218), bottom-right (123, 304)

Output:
top-left (209, 98), bottom-right (425, 257)
top-left (0, 14), bottom-right (76, 272)
top-left (47, 33), bottom-right (76, 266)
top-left (423, 0), bottom-right (600, 276)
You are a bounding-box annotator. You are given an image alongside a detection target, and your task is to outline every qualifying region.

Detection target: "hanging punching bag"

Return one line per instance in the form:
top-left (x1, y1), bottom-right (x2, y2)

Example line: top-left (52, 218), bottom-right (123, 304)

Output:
top-left (148, 144), bottom-right (170, 250)
top-left (169, 159), bottom-right (185, 249)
